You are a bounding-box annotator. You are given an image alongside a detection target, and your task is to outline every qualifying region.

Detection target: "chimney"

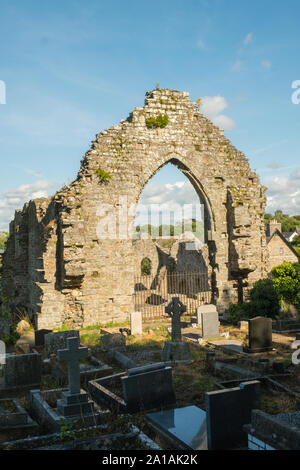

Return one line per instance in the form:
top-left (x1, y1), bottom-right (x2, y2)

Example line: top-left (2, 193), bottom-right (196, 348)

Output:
top-left (267, 219), bottom-right (282, 237)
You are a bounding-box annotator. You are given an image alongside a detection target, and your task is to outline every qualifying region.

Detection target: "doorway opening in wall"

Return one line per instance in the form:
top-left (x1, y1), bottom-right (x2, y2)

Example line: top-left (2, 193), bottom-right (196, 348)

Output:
top-left (132, 160), bottom-right (212, 318)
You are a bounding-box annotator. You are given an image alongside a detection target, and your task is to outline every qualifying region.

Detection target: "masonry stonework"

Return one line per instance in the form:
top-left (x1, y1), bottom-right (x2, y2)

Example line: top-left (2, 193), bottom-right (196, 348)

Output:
top-left (1, 88), bottom-right (268, 329)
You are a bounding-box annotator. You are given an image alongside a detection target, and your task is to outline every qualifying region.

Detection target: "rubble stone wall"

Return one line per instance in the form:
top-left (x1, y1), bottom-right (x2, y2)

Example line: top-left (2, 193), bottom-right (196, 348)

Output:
top-left (1, 88), bottom-right (268, 329)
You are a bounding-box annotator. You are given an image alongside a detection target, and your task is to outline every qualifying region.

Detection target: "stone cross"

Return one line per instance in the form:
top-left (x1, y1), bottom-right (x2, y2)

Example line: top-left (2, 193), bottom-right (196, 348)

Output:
top-left (165, 297), bottom-right (186, 342)
top-left (57, 336), bottom-right (88, 395)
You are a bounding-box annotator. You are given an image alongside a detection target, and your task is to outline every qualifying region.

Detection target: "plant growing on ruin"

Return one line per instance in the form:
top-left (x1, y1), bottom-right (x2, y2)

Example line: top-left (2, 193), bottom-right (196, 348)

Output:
top-left (96, 167), bottom-right (112, 182)
top-left (145, 113), bottom-right (169, 129)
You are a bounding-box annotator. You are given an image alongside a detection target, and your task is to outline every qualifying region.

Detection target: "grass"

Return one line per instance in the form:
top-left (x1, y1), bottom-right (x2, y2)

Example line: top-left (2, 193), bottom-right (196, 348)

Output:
top-left (80, 332), bottom-right (99, 347)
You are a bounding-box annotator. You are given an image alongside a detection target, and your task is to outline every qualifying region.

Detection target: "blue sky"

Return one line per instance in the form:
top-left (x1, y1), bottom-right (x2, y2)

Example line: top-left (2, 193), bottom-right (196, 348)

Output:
top-left (0, 0), bottom-right (300, 230)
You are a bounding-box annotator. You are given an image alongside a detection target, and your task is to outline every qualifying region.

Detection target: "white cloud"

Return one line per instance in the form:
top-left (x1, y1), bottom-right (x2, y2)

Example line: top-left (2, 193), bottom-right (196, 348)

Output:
top-left (200, 96), bottom-right (235, 130)
top-left (265, 169), bottom-right (300, 214)
top-left (0, 180), bottom-right (54, 231)
top-left (136, 180), bottom-right (203, 226)
top-left (243, 32), bottom-right (253, 46)
top-left (261, 60), bottom-right (272, 70)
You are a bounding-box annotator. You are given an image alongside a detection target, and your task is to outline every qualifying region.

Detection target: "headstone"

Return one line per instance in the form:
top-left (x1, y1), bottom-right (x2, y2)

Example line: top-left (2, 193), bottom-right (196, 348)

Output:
top-left (2, 352), bottom-right (42, 389)
top-left (201, 310), bottom-right (219, 339)
top-left (100, 333), bottom-right (126, 351)
top-left (272, 361), bottom-right (285, 374)
top-left (238, 321), bottom-right (249, 331)
top-left (0, 318), bottom-right (10, 339)
top-left (35, 329), bottom-right (52, 347)
top-left (244, 317), bottom-right (273, 353)
top-left (196, 304), bottom-right (217, 326)
top-left (121, 362), bottom-right (176, 413)
top-left (162, 297), bottom-right (191, 361)
top-left (205, 380), bottom-right (260, 450)
top-left (44, 330), bottom-right (80, 357)
top-left (130, 311), bottom-right (143, 335)
top-left (146, 406), bottom-right (207, 450)
top-left (56, 337), bottom-right (94, 417)
top-left (255, 358), bottom-right (269, 375)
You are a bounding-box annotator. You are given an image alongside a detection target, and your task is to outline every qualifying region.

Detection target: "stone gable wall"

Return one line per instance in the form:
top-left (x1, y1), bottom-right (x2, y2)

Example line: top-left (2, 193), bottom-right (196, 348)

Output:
top-left (267, 234), bottom-right (299, 272)
top-left (1, 88), bottom-right (268, 329)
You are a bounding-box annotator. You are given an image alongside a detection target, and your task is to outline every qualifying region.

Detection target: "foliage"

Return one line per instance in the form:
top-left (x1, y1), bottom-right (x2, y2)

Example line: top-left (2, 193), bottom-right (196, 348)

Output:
top-left (141, 257), bottom-right (151, 275)
top-left (228, 278), bottom-right (280, 323)
top-left (271, 262), bottom-right (300, 313)
top-left (95, 167), bottom-right (112, 182)
top-left (196, 98), bottom-right (202, 111)
top-left (292, 234), bottom-right (300, 256)
top-left (145, 113), bottom-right (169, 128)
top-left (264, 211), bottom-right (300, 233)
top-left (2, 324), bottom-right (20, 346)
top-left (0, 232), bottom-right (8, 251)
top-left (58, 419), bottom-right (76, 441)
top-left (247, 278), bottom-right (280, 319)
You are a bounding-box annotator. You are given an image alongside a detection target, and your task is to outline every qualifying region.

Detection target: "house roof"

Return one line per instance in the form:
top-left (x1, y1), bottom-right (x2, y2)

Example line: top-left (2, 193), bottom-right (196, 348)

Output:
top-left (267, 229), bottom-right (300, 260)
top-left (283, 232), bottom-right (294, 240)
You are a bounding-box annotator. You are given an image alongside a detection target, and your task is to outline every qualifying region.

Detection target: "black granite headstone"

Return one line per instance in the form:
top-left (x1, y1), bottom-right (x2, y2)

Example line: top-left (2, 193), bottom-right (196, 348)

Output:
top-left (205, 380), bottom-right (260, 450)
top-left (34, 329), bottom-right (52, 347)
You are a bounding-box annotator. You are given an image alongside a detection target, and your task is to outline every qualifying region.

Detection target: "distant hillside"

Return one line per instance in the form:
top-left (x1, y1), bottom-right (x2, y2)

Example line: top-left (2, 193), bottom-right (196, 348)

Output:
top-left (264, 211), bottom-right (300, 233)
top-left (133, 219), bottom-right (204, 241)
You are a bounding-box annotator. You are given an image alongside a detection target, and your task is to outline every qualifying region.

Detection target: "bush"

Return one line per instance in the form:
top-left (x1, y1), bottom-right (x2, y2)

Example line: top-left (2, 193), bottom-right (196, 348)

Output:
top-left (247, 278), bottom-right (280, 319)
top-left (271, 262), bottom-right (300, 313)
top-left (228, 278), bottom-right (280, 323)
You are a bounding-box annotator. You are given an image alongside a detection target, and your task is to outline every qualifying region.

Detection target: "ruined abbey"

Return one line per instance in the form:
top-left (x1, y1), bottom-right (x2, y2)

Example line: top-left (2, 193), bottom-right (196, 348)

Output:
top-left (1, 88), bottom-right (269, 329)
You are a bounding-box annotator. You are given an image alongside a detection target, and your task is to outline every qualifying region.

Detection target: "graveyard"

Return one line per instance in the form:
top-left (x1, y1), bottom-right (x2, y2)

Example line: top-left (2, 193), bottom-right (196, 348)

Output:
top-left (1, 300), bottom-right (300, 450)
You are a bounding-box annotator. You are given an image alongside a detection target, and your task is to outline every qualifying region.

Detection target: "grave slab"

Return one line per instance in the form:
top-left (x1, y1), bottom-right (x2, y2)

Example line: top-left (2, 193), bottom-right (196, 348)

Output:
top-left (146, 406), bottom-right (207, 450)
top-left (30, 388), bottom-right (105, 432)
top-left (0, 398), bottom-right (39, 442)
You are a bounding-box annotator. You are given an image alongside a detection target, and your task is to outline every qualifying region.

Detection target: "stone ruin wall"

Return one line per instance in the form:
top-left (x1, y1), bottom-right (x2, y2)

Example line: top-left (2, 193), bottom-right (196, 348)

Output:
top-left (1, 88), bottom-right (268, 329)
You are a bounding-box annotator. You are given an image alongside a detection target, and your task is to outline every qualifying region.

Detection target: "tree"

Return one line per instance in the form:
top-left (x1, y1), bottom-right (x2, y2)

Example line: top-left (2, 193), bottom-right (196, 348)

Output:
top-left (0, 232), bottom-right (8, 251)
top-left (271, 262), bottom-right (300, 313)
top-left (141, 257), bottom-right (151, 275)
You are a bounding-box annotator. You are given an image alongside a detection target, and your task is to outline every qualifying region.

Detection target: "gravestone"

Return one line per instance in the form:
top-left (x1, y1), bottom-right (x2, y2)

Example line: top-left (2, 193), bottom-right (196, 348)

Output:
top-left (205, 380), bottom-right (260, 450)
top-left (0, 318), bottom-right (10, 338)
top-left (238, 321), bottom-right (249, 331)
top-left (146, 406), bottom-right (207, 450)
top-left (162, 297), bottom-right (191, 361)
top-left (196, 304), bottom-right (217, 326)
top-left (1, 352), bottom-right (42, 390)
top-left (100, 333), bottom-right (126, 351)
top-left (35, 329), bottom-right (52, 347)
top-left (244, 317), bottom-right (273, 353)
top-left (56, 337), bottom-right (94, 417)
top-left (121, 362), bottom-right (176, 413)
top-left (201, 311), bottom-right (219, 339)
top-left (130, 311), bottom-right (143, 335)
top-left (44, 330), bottom-right (80, 357)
